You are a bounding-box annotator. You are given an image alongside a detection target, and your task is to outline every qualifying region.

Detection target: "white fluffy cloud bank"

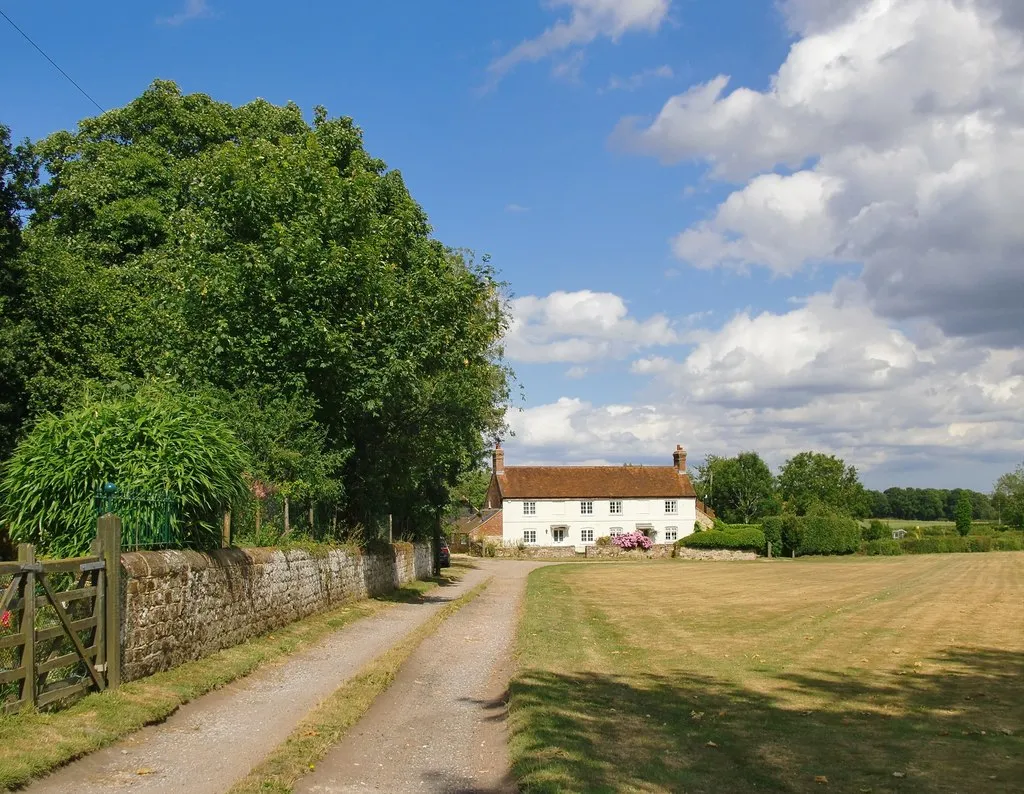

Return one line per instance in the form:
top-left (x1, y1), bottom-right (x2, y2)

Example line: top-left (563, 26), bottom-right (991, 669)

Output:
top-left (505, 290), bottom-right (678, 363)
top-left (508, 292), bottom-right (1024, 483)
top-left (616, 0), bottom-right (1024, 345)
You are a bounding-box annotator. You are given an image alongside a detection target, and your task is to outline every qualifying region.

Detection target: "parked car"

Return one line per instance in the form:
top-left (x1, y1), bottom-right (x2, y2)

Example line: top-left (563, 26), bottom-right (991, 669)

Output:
top-left (439, 541), bottom-right (451, 568)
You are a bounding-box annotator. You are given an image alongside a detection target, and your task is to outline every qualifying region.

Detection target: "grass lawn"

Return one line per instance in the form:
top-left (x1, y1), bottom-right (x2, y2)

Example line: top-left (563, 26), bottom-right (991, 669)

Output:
top-left (509, 554), bottom-right (1024, 793)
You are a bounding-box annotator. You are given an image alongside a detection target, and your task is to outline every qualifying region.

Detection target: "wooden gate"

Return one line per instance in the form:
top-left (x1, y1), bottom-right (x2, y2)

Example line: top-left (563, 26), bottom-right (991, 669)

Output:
top-left (0, 515), bottom-right (121, 713)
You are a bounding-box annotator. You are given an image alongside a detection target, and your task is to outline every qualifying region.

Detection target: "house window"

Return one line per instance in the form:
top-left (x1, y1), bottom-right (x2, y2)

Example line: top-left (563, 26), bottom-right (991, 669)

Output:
top-left (665, 527), bottom-right (678, 542)
top-left (581, 529), bottom-right (594, 543)
top-left (610, 527), bottom-right (623, 537)
top-left (552, 527), bottom-right (567, 543)
top-left (609, 500), bottom-right (623, 515)
top-left (523, 530), bottom-right (537, 544)
top-left (581, 500), bottom-right (593, 515)
top-left (665, 500), bottom-right (678, 514)
top-left (523, 501), bottom-right (536, 515)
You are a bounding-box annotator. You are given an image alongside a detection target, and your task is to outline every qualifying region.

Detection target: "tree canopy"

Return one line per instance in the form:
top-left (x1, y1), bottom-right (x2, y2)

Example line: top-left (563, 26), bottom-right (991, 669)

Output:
top-left (693, 451), bottom-right (778, 524)
top-left (1, 82), bottom-right (512, 540)
top-left (777, 451), bottom-right (867, 517)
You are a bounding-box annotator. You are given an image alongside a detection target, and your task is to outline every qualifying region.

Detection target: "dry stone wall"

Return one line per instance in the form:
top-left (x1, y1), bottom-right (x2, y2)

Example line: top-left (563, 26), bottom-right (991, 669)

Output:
top-left (120, 542), bottom-right (432, 681)
top-left (584, 543), bottom-right (675, 559)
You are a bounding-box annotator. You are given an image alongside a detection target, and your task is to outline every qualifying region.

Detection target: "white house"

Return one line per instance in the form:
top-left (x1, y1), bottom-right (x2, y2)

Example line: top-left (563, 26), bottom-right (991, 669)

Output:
top-left (484, 444), bottom-right (698, 552)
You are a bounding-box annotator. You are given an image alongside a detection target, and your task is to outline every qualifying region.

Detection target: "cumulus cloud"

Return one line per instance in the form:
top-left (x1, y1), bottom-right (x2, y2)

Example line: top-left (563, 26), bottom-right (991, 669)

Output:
top-left (506, 294), bottom-right (1024, 483)
top-left (615, 0), bottom-right (1024, 344)
top-left (505, 290), bottom-right (678, 363)
top-left (488, 0), bottom-right (671, 85)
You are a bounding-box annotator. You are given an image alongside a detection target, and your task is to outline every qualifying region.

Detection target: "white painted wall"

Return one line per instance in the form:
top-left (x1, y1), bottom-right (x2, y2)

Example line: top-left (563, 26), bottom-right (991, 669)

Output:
top-left (502, 497), bottom-right (697, 552)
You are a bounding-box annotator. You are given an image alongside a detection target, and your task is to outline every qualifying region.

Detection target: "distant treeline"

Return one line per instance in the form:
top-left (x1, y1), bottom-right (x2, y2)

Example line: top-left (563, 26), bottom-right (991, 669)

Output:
top-left (864, 488), bottom-right (995, 522)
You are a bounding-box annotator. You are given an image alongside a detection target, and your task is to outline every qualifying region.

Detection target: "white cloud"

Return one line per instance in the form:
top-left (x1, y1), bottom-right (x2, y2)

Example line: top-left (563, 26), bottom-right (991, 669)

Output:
top-left (505, 203), bottom-right (531, 213)
top-left (565, 365), bottom-right (589, 379)
top-left (488, 0), bottom-right (671, 86)
top-left (506, 294), bottom-right (1024, 485)
top-left (505, 290), bottom-right (678, 363)
top-left (615, 0), bottom-right (1024, 344)
top-left (605, 64), bottom-right (673, 92)
top-left (157, 0), bottom-right (213, 26)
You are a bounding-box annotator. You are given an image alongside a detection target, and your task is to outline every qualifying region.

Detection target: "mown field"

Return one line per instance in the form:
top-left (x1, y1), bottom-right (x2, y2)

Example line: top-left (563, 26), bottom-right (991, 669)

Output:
top-left (508, 555), bottom-right (1024, 793)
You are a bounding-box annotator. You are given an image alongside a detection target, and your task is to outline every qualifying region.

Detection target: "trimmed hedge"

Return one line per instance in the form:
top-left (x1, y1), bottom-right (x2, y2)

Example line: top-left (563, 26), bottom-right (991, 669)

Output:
top-left (797, 513), bottom-right (861, 555)
top-left (862, 539), bottom-right (903, 556)
top-left (682, 527), bottom-right (766, 553)
top-left (861, 533), bottom-right (1024, 555)
top-left (761, 516), bottom-right (783, 552)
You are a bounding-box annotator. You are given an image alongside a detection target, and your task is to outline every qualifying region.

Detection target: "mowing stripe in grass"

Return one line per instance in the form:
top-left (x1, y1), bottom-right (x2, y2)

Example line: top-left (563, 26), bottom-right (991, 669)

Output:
top-left (227, 577), bottom-right (492, 794)
top-left (0, 575), bottom-right (462, 792)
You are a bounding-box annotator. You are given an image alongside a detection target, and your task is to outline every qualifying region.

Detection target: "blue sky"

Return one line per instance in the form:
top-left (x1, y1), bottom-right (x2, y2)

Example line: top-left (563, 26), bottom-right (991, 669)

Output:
top-left (4, 1), bottom-right (1023, 491)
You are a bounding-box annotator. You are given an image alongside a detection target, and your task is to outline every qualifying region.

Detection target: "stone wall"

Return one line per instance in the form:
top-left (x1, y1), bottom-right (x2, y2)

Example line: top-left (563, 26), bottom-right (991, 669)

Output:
top-left (120, 542), bottom-right (432, 682)
top-left (489, 545), bottom-right (578, 559)
top-left (584, 543), bottom-right (675, 559)
top-left (676, 547), bottom-right (758, 561)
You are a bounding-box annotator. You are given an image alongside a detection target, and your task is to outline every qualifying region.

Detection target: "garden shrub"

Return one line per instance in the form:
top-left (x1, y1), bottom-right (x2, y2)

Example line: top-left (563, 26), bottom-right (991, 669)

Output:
top-left (614, 531), bottom-right (653, 550)
top-left (595, 535), bottom-right (612, 547)
top-left (862, 539), bottom-right (903, 556)
top-left (862, 519), bottom-right (890, 541)
top-left (682, 527), bottom-right (765, 552)
top-left (0, 388), bottom-right (248, 557)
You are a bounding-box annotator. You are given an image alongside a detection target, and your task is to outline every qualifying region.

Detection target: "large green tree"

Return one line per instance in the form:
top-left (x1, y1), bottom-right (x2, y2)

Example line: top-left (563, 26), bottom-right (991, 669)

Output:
top-left (0, 124), bottom-right (36, 459)
top-left (992, 463), bottom-right (1024, 528)
top-left (777, 451), bottom-right (866, 517)
top-left (693, 451), bottom-right (777, 524)
top-left (5, 82), bottom-right (511, 535)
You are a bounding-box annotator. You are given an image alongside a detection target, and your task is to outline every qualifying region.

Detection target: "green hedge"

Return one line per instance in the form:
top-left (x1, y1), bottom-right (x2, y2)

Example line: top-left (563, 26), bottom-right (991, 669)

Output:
top-left (681, 527), bottom-right (766, 553)
top-left (761, 516), bottom-right (783, 552)
top-left (797, 514), bottom-right (861, 555)
top-left (861, 533), bottom-right (1023, 555)
top-left (861, 539), bottom-right (903, 556)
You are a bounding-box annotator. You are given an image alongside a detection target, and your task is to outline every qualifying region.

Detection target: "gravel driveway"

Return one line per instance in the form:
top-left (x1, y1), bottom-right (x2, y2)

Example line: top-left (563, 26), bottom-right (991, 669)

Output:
top-left (295, 559), bottom-right (545, 794)
top-left (25, 562), bottom-right (494, 794)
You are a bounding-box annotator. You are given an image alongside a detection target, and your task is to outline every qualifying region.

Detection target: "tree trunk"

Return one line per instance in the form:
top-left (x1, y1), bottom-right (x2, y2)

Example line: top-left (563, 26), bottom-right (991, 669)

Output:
top-left (284, 497), bottom-right (291, 535)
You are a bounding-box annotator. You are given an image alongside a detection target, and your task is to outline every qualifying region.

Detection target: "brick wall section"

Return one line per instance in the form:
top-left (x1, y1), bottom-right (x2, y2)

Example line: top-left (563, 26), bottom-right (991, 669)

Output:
top-left (119, 542), bottom-right (432, 682)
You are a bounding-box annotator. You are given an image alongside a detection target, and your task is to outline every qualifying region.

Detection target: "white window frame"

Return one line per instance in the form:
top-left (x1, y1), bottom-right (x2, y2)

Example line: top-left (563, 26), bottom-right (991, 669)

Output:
top-left (581, 528), bottom-right (594, 543)
top-left (580, 500), bottom-right (593, 515)
top-left (552, 527), bottom-right (568, 543)
top-left (664, 526), bottom-right (678, 542)
top-left (610, 527), bottom-right (623, 537)
top-left (609, 500), bottom-right (623, 515)
top-left (665, 499), bottom-right (678, 514)
top-left (523, 501), bottom-right (536, 515)
top-left (523, 529), bottom-right (537, 544)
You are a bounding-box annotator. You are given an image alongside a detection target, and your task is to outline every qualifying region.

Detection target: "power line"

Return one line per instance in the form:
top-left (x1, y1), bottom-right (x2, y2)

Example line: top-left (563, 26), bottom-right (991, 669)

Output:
top-left (0, 8), bottom-right (104, 113)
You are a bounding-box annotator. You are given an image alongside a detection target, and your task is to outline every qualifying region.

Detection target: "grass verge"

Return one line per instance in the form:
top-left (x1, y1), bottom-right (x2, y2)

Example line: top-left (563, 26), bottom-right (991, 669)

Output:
top-left (226, 577), bottom-right (492, 794)
top-left (0, 573), bottom-right (462, 791)
top-left (508, 555), bottom-right (1024, 793)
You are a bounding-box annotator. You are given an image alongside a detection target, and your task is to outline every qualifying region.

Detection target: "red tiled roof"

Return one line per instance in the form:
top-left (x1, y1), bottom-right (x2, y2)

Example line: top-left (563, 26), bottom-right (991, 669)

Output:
top-left (496, 466), bottom-right (696, 499)
top-left (451, 508), bottom-right (503, 538)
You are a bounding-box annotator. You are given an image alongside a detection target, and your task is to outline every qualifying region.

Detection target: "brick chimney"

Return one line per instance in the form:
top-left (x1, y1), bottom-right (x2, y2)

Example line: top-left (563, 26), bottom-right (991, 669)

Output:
top-left (492, 443), bottom-right (505, 476)
top-left (673, 444), bottom-right (687, 474)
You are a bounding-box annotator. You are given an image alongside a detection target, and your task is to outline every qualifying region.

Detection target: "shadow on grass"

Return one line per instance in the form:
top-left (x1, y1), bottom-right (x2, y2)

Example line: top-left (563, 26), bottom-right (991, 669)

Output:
top-left (509, 648), bottom-right (1023, 793)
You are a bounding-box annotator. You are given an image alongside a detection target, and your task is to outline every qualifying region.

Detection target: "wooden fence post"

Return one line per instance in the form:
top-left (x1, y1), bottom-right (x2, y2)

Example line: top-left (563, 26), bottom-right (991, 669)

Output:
top-left (222, 512), bottom-right (232, 549)
top-left (97, 514), bottom-right (122, 690)
top-left (18, 543), bottom-right (36, 709)
top-left (767, 541), bottom-right (772, 559)
top-left (91, 534), bottom-right (107, 688)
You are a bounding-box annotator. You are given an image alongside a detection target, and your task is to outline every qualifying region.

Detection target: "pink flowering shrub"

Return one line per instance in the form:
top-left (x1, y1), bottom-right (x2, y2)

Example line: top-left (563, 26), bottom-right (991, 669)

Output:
top-left (612, 531), bottom-right (653, 550)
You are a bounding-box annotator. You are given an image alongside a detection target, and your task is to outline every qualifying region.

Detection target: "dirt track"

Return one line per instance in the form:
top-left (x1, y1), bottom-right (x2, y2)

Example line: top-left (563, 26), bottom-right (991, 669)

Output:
top-left (296, 560), bottom-right (544, 794)
top-left (25, 563), bottom-right (495, 794)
